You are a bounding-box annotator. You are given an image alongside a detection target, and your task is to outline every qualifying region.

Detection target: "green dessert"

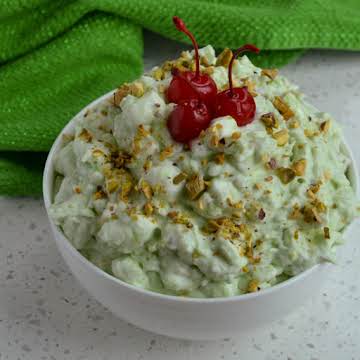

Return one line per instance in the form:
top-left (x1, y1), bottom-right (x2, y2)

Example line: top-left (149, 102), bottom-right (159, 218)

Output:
top-left (49, 20), bottom-right (357, 297)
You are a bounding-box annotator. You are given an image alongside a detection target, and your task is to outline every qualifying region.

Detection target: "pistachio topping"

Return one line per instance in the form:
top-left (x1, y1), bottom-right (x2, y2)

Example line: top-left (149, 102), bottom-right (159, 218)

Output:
top-left (276, 167), bottom-right (296, 184)
top-left (261, 68), bottom-right (278, 80)
top-left (292, 159), bottom-right (307, 176)
top-left (216, 48), bottom-right (233, 67)
top-left (173, 172), bottom-right (188, 185)
top-left (272, 129), bottom-right (289, 146)
top-left (273, 96), bottom-right (294, 120)
top-left (78, 128), bottom-right (92, 143)
top-left (186, 174), bottom-right (206, 200)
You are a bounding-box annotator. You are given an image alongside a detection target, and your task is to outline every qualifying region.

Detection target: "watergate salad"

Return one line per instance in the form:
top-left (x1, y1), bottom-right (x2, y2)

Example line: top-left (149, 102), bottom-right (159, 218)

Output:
top-left (49, 19), bottom-right (357, 298)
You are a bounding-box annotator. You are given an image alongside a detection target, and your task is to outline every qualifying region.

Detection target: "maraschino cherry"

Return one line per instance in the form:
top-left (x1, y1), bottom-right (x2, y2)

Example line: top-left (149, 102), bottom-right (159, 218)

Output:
top-left (215, 44), bottom-right (260, 126)
top-left (166, 16), bottom-right (217, 109)
top-left (167, 99), bottom-right (211, 143)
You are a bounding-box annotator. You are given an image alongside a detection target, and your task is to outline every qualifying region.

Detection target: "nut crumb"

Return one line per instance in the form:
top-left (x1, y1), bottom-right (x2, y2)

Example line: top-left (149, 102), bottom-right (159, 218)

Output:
top-left (113, 82), bottom-right (145, 106)
top-left (140, 180), bottom-right (153, 199)
top-left (214, 153), bottom-right (225, 165)
top-left (151, 67), bottom-right (165, 81)
top-left (276, 167), bottom-right (296, 184)
top-left (267, 158), bottom-right (278, 170)
top-left (173, 172), bottom-right (188, 185)
top-left (272, 129), bottom-right (289, 146)
top-left (186, 174), bottom-right (206, 200)
top-left (216, 48), bottom-right (233, 67)
top-left (78, 128), bottom-right (92, 143)
top-left (304, 129), bottom-right (320, 138)
top-left (258, 208), bottom-right (266, 220)
top-left (320, 120), bottom-right (331, 133)
top-left (289, 120), bottom-right (300, 128)
top-left (324, 227), bottom-right (330, 239)
top-left (289, 204), bottom-right (301, 219)
top-left (159, 145), bottom-right (173, 161)
top-left (261, 68), bottom-right (278, 80)
top-left (247, 279), bottom-right (260, 293)
top-left (303, 205), bottom-right (322, 223)
top-left (144, 202), bottom-right (154, 216)
top-left (261, 112), bottom-right (278, 130)
top-left (292, 159), bottom-right (307, 176)
top-left (294, 230), bottom-right (299, 240)
top-left (273, 96), bottom-right (294, 120)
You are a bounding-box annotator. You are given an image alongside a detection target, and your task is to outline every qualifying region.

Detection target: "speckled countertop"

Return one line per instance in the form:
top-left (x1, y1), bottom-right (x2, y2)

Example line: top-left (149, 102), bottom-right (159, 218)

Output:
top-left (1, 32), bottom-right (360, 360)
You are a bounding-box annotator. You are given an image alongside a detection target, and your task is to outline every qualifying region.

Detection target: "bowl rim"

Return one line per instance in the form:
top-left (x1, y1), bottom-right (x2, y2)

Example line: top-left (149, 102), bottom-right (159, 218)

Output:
top-left (43, 89), bottom-right (359, 304)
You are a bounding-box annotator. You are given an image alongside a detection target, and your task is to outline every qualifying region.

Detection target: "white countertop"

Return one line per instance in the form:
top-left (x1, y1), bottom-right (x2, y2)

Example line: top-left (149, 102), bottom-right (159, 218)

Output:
top-left (1, 32), bottom-right (360, 360)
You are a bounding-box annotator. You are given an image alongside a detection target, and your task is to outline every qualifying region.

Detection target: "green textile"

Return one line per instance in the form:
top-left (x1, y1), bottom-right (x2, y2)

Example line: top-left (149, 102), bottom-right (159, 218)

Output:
top-left (1, 0), bottom-right (360, 196)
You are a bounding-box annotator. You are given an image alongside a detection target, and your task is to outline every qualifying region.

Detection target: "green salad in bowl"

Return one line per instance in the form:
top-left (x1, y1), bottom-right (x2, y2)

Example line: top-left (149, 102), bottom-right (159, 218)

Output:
top-left (49, 40), bottom-right (358, 298)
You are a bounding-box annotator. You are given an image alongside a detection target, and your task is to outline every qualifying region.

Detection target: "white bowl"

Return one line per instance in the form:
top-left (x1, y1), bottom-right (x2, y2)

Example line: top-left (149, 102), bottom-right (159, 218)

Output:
top-left (43, 90), bottom-right (359, 340)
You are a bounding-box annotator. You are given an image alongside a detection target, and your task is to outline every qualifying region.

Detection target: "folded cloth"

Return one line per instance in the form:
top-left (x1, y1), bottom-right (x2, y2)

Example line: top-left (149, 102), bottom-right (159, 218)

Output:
top-left (1, 0), bottom-right (360, 196)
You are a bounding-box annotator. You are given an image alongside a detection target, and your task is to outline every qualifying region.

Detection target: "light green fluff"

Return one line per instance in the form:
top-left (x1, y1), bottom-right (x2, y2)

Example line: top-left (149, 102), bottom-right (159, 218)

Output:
top-left (50, 46), bottom-right (358, 298)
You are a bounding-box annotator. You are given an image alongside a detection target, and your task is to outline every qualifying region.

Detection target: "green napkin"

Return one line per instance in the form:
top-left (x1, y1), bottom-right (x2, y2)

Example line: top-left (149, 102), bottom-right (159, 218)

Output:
top-left (1, 0), bottom-right (360, 196)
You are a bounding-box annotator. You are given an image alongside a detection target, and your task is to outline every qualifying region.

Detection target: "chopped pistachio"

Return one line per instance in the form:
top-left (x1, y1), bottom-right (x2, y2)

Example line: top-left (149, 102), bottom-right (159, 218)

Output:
top-left (260, 112), bottom-right (278, 129)
top-left (106, 178), bottom-right (120, 193)
top-left (173, 172), bottom-right (188, 185)
top-left (210, 135), bottom-right (220, 148)
top-left (92, 149), bottom-right (105, 158)
top-left (294, 230), bottom-right (299, 240)
top-left (214, 153), bottom-right (225, 165)
top-left (324, 227), bottom-right (330, 239)
top-left (62, 133), bottom-right (75, 143)
top-left (140, 180), bottom-right (153, 199)
top-left (276, 167), bottom-right (296, 184)
top-left (120, 180), bottom-right (132, 202)
top-left (261, 68), bottom-right (278, 80)
top-left (93, 188), bottom-right (107, 200)
top-left (247, 279), bottom-right (260, 293)
top-left (292, 159), bottom-right (307, 176)
top-left (130, 82), bottom-right (145, 97)
top-left (289, 204), bottom-right (302, 220)
top-left (267, 158), bottom-right (278, 170)
top-left (320, 120), bottom-right (331, 133)
top-left (273, 96), bottom-right (294, 120)
top-left (167, 211), bottom-right (193, 228)
top-left (289, 120), bottom-right (300, 128)
top-left (143, 159), bottom-right (152, 172)
top-left (258, 208), bottom-right (266, 220)
top-left (312, 198), bottom-right (327, 213)
top-left (272, 129), bottom-right (289, 146)
top-left (78, 128), bottom-right (92, 143)
top-left (304, 129), bottom-right (320, 138)
top-left (159, 145), bottom-right (174, 161)
top-left (303, 206), bottom-right (322, 223)
top-left (151, 67), bottom-right (165, 80)
top-left (186, 174), bottom-right (206, 200)
top-left (216, 48), bottom-right (233, 67)
top-left (203, 66), bottom-right (214, 75)
top-left (143, 202), bottom-right (154, 216)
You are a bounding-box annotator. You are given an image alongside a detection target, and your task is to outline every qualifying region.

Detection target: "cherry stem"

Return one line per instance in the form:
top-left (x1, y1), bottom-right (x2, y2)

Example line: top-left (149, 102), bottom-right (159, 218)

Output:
top-left (173, 16), bottom-right (200, 79)
top-left (228, 44), bottom-right (260, 95)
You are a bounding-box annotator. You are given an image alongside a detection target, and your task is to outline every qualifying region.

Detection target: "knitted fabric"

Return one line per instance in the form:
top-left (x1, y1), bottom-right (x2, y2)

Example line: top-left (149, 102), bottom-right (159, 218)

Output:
top-left (1, 0), bottom-right (359, 195)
